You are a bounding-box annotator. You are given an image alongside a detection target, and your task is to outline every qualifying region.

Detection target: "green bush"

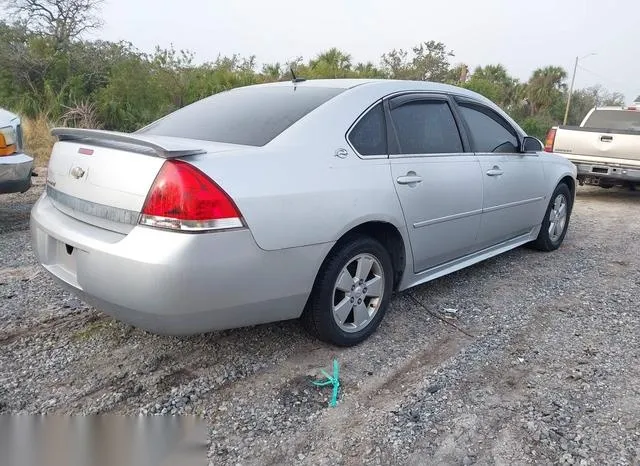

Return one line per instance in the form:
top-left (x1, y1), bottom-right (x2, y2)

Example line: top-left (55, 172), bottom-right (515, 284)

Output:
top-left (0, 20), bottom-right (623, 139)
top-left (519, 115), bottom-right (555, 140)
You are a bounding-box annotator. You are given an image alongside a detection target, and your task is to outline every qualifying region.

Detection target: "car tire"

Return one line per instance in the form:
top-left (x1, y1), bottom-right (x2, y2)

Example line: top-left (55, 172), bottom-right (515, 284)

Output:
top-left (302, 235), bottom-right (394, 347)
top-left (531, 182), bottom-right (572, 252)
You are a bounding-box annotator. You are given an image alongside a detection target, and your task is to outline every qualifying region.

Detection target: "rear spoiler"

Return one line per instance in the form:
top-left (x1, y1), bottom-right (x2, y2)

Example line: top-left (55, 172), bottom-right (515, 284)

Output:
top-left (51, 128), bottom-right (206, 158)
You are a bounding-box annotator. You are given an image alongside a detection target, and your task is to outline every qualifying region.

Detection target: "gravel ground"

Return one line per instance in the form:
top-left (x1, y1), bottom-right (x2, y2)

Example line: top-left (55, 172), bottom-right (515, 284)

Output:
top-left (1, 174), bottom-right (639, 465)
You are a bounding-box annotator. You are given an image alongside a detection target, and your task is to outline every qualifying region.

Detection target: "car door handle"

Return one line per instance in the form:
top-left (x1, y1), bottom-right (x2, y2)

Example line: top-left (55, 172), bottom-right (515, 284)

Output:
top-left (486, 166), bottom-right (504, 176)
top-left (600, 135), bottom-right (613, 142)
top-left (396, 175), bottom-right (423, 185)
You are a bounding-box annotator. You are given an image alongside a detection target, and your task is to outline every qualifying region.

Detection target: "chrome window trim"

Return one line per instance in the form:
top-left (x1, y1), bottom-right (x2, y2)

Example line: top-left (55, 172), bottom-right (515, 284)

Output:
top-left (389, 152), bottom-right (471, 159)
top-left (344, 89), bottom-right (519, 160)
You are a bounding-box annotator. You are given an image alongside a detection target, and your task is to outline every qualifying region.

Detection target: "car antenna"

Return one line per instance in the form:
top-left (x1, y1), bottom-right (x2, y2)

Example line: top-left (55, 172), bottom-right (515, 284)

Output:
top-left (290, 67), bottom-right (306, 84)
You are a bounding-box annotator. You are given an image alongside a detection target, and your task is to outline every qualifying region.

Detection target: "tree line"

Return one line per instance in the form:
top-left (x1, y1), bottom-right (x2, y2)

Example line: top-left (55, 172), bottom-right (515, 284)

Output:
top-left (0, 0), bottom-right (625, 140)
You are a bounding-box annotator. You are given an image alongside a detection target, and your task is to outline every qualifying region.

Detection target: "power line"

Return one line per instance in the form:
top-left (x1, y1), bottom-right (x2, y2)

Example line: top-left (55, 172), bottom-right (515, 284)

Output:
top-left (576, 64), bottom-right (626, 90)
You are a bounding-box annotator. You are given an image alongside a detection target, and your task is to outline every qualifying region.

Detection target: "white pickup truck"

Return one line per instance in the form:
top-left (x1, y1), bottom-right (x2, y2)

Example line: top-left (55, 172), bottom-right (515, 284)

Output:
top-left (0, 108), bottom-right (33, 194)
top-left (544, 103), bottom-right (640, 189)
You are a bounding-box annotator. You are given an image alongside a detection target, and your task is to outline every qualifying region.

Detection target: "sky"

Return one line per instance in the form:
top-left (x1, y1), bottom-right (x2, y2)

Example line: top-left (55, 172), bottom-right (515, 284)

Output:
top-left (97, 0), bottom-right (640, 103)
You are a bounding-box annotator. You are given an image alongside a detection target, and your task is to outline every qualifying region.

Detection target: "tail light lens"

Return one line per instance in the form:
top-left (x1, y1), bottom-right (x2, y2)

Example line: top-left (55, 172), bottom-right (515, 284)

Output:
top-left (544, 128), bottom-right (556, 153)
top-left (139, 160), bottom-right (244, 232)
top-left (0, 126), bottom-right (17, 156)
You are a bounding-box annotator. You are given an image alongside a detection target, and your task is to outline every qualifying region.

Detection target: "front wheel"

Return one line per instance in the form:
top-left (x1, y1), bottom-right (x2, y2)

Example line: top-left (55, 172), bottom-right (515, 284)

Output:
top-left (531, 183), bottom-right (572, 251)
top-left (302, 235), bottom-right (394, 347)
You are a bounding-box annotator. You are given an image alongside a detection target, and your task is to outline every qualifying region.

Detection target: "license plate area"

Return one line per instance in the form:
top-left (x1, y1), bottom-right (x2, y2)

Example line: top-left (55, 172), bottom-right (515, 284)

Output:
top-left (43, 236), bottom-right (82, 289)
top-left (55, 240), bottom-right (77, 274)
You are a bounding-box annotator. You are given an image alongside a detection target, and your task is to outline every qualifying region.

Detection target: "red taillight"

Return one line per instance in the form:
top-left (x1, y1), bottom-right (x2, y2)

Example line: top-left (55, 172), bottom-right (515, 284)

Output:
top-left (544, 128), bottom-right (556, 153)
top-left (627, 106), bottom-right (637, 111)
top-left (139, 160), bottom-right (243, 231)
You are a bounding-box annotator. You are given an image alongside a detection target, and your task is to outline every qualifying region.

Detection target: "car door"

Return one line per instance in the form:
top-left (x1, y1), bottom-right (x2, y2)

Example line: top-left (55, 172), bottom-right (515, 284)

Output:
top-left (454, 98), bottom-right (546, 249)
top-left (387, 94), bottom-right (484, 273)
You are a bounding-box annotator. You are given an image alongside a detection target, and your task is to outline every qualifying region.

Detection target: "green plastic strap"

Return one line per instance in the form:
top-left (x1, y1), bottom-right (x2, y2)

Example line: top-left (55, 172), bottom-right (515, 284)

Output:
top-left (311, 359), bottom-right (340, 407)
top-left (311, 380), bottom-right (333, 387)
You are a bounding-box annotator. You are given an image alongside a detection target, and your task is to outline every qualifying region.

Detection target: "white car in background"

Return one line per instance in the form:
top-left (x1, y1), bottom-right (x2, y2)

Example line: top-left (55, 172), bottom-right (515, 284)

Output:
top-left (0, 108), bottom-right (33, 194)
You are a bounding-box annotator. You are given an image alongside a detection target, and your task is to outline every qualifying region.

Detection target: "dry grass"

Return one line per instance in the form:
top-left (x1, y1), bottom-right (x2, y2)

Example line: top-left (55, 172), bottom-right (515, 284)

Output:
top-left (61, 101), bottom-right (102, 130)
top-left (22, 115), bottom-right (56, 167)
top-left (22, 103), bottom-right (102, 167)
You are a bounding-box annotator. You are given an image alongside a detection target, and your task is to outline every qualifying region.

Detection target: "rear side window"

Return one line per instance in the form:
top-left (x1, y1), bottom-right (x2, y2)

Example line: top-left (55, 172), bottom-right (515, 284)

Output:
top-left (348, 102), bottom-right (387, 156)
top-left (457, 103), bottom-right (519, 153)
top-left (583, 110), bottom-right (640, 131)
top-left (389, 100), bottom-right (463, 155)
top-left (138, 86), bottom-right (345, 146)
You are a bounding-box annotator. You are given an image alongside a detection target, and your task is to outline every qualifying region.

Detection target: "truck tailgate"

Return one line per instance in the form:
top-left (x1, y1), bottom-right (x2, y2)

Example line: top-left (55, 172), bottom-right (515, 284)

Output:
top-left (553, 127), bottom-right (640, 164)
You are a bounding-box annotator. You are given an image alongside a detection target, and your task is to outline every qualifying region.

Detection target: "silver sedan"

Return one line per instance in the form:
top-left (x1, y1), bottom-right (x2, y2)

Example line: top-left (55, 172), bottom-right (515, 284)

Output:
top-left (30, 79), bottom-right (576, 346)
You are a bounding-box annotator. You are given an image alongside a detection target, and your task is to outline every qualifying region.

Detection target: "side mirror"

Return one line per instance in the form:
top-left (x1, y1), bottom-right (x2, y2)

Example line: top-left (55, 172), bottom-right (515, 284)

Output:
top-left (522, 136), bottom-right (543, 153)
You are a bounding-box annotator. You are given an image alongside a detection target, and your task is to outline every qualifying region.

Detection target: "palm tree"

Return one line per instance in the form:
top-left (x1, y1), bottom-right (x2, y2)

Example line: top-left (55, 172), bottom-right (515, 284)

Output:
top-left (354, 62), bottom-right (381, 78)
top-left (526, 66), bottom-right (567, 114)
top-left (309, 48), bottom-right (352, 78)
top-left (471, 64), bottom-right (519, 107)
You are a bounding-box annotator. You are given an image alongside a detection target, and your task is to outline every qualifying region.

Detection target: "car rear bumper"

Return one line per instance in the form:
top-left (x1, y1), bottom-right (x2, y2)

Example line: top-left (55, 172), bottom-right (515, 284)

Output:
top-left (574, 162), bottom-right (640, 183)
top-left (559, 153), bottom-right (640, 183)
top-left (30, 193), bottom-right (332, 335)
top-left (0, 153), bottom-right (33, 194)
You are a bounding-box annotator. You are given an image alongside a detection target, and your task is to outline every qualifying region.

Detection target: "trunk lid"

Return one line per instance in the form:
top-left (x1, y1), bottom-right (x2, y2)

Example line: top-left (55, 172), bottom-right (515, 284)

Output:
top-left (46, 129), bottom-right (244, 233)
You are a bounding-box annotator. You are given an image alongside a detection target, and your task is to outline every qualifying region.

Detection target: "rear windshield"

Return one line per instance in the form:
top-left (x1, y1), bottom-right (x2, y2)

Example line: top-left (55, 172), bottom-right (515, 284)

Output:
top-left (583, 110), bottom-right (640, 131)
top-left (137, 85), bottom-right (345, 146)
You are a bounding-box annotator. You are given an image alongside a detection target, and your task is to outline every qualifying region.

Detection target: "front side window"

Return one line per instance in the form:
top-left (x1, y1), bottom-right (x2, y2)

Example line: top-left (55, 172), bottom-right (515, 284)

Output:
top-left (348, 102), bottom-right (387, 156)
top-left (389, 99), bottom-right (463, 155)
top-left (457, 102), bottom-right (519, 153)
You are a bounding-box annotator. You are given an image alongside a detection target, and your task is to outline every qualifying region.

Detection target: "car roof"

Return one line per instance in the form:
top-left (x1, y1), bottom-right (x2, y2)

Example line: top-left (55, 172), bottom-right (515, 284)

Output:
top-left (252, 78), bottom-right (491, 102)
top-left (256, 78), bottom-right (471, 92)
top-left (248, 78), bottom-right (522, 134)
top-left (256, 78), bottom-right (379, 89)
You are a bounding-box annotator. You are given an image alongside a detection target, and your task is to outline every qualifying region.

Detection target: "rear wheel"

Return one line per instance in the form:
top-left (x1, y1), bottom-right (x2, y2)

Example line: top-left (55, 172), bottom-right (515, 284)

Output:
top-left (531, 183), bottom-right (572, 251)
top-left (302, 236), bottom-right (393, 346)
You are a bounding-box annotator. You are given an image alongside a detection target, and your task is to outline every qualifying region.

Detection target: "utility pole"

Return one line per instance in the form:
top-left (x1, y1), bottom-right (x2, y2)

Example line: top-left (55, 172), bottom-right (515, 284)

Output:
top-left (563, 56), bottom-right (579, 125)
top-left (563, 53), bottom-right (596, 125)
